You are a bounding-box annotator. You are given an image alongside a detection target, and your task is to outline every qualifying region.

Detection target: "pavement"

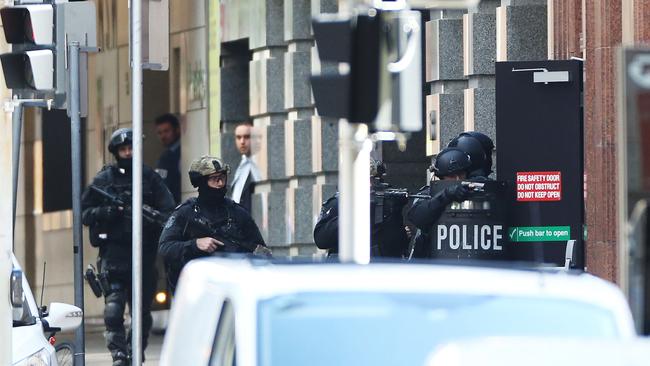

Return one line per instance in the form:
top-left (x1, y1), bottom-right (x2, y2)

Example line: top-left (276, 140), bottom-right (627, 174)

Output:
top-left (57, 318), bottom-right (164, 366)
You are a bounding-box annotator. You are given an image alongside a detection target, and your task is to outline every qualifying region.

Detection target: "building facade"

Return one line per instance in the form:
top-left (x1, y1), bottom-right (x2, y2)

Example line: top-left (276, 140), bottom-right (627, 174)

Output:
top-left (5, 0), bottom-right (650, 318)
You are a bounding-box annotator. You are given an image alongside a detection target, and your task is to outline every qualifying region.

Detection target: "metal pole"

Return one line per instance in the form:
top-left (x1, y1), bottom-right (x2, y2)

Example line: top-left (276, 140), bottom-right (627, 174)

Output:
top-left (69, 41), bottom-right (86, 366)
top-left (338, 121), bottom-right (371, 264)
top-left (130, 0), bottom-right (144, 363)
top-left (0, 98), bottom-right (14, 366)
top-left (11, 102), bottom-right (23, 237)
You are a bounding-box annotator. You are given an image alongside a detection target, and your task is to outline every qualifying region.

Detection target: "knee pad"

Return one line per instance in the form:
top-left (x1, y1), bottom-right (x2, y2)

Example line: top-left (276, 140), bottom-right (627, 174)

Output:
top-left (104, 301), bottom-right (125, 328)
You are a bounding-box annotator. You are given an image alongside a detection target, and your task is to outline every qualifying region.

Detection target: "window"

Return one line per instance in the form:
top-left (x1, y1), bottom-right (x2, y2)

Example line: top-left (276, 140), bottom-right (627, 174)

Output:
top-left (257, 292), bottom-right (619, 366)
top-left (210, 300), bottom-right (236, 366)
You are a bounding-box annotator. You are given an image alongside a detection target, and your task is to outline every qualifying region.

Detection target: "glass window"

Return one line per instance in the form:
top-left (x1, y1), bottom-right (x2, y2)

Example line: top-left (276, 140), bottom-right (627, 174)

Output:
top-left (210, 300), bottom-right (236, 366)
top-left (257, 292), bottom-right (619, 366)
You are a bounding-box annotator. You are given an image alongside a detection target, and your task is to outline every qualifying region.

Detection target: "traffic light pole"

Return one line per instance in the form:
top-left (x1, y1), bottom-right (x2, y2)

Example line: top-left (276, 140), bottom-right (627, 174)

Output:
top-left (9, 99), bottom-right (51, 236)
top-left (68, 41), bottom-right (86, 366)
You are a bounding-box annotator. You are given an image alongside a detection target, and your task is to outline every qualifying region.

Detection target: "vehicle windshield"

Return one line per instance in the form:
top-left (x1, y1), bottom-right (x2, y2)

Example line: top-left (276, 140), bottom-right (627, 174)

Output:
top-left (11, 270), bottom-right (37, 328)
top-left (12, 292), bottom-right (36, 327)
top-left (257, 292), bottom-right (619, 366)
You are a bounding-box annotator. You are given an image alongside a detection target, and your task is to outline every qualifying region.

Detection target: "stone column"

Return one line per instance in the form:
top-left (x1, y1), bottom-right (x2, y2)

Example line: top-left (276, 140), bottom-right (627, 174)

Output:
top-left (496, 0), bottom-right (547, 62)
top-left (548, 0), bottom-right (582, 59)
top-left (284, 0), bottom-right (318, 255)
top-left (248, 0), bottom-right (289, 247)
top-left (426, 10), bottom-right (467, 158)
top-left (580, 0), bottom-right (621, 282)
top-left (463, 0), bottom-right (499, 174)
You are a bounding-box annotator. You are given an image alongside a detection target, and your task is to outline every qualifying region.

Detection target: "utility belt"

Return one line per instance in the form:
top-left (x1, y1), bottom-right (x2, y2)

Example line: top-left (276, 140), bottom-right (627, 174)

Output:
top-left (85, 264), bottom-right (111, 298)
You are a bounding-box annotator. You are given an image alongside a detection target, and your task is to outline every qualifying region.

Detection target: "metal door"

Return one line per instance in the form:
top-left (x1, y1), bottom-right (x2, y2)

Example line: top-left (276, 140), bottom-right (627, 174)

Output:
top-left (496, 60), bottom-right (584, 268)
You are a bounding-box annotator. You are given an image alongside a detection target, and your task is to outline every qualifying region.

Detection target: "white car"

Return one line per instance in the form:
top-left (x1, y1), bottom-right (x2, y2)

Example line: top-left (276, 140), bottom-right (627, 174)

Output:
top-left (11, 255), bottom-right (82, 366)
top-left (160, 259), bottom-right (636, 366)
top-left (426, 337), bottom-right (650, 366)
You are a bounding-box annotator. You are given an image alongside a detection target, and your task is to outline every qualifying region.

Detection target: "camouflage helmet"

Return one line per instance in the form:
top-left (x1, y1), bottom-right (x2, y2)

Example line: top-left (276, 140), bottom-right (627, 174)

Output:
top-left (188, 156), bottom-right (230, 188)
top-left (369, 158), bottom-right (386, 178)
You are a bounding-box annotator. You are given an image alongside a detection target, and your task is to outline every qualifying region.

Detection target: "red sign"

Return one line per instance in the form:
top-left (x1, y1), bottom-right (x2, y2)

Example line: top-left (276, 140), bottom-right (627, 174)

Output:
top-left (516, 171), bottom-right (562, 202)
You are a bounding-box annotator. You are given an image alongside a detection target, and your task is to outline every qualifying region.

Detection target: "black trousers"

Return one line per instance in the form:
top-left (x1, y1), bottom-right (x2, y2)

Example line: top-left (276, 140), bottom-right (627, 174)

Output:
top-left (103, 269), bottom-right (156, 361)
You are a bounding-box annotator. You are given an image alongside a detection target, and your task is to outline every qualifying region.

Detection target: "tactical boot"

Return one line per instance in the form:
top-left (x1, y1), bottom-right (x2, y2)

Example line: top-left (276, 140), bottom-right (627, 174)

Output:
top-left (112, 358), bottom-right (129, 366)
top-left (112, 351), bottom-right (129, 366)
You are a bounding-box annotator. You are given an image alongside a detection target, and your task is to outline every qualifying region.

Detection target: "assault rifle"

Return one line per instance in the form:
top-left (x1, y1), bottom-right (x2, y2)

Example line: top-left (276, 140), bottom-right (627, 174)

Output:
top-left (461, 181), bottom-right (485, 193)
top-left (188, 214), bottom-right (272, 257)
top-left (90, 185), bottom-right (169, 227)
top-left (371, 177), bottom-right (429, 225)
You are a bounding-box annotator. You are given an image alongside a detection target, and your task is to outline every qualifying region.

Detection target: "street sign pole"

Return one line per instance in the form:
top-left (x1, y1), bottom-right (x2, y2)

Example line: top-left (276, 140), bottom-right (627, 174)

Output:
top-left (0, 102), bottom-right (12, 366)
top-left (68, 41), bottom-right (86, 366)
top-left (130, 0), bottom-right (144, 364)
top-left (11, 102), bottom-right (22, 237)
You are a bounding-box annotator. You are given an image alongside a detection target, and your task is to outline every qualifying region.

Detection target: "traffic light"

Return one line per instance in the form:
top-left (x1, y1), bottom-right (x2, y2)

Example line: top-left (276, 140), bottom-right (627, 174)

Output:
top-left (311, 7), bottom-right (422, 132)
top-left (0, 1), bottom-right (96, 109)
top-left (0, 4), bottom-right (55, 91)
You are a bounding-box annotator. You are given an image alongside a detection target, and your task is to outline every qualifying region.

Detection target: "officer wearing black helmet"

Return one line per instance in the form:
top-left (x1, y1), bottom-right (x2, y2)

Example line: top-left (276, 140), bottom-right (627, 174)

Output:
top-left (447, 131), bottom-right (494, 179)
top-left (407, 147), bottom-right (473, 235)
top-left (81, 128), bottom-right (175, 366)
top-left (313, 159), bottom-right (409, 258)
top-left (158, 155), bottom-right (268, 291)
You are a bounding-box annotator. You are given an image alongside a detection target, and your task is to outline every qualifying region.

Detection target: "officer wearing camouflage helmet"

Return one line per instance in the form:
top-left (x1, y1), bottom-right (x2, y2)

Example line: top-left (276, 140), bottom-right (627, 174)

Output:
top-left (313, 158), bottom-right (408, 257)
top-left (81, 127), bottom-right (175, 366)
top-left (158, 155), bottom-right (267, 291)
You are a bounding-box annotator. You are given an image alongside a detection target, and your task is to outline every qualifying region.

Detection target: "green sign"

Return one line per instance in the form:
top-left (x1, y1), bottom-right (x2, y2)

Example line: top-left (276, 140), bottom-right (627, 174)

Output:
top-left (508, 226), bottom-right (571, 242)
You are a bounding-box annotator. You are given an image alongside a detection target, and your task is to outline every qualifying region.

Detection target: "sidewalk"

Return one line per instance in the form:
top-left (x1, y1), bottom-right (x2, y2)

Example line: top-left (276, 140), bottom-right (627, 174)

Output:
top-left (58, 318), bottom-right (163, 365)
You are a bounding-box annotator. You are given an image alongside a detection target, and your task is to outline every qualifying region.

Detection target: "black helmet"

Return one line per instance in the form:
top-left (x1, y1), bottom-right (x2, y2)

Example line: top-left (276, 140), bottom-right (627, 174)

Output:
top-left (108, 128), bottom-right (133, 155)
top-left (462, 131), bottom-right (494, 152)
top-left (461, 131), bottom-right (494, 175)
top-left (188, 155), bottom-right (230, 188)
top-left (431, 148), bottom-right (472, 178)
top-left (447, 134), bottom-right (486, 176)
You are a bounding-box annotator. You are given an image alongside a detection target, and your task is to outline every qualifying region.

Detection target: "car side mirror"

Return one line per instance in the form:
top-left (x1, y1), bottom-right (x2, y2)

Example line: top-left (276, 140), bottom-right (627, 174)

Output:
top-left (43, 303), bottom-right (83, 332)
top-left (10, 269), bottom-right (23, 308)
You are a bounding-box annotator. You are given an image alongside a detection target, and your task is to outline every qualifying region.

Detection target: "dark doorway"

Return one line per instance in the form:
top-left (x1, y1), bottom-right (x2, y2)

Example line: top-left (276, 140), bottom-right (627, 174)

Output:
top-left (42, 109), bottom-right (86, 212)
top-left (220, 39), bottom-right (252, 168)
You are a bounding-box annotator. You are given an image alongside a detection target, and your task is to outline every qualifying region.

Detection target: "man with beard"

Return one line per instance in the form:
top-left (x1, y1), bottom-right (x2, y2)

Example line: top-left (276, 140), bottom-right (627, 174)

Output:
top-left (82, 127), bottom-right (175, 366)
top-left (158, 155), bottom-right (268, 291)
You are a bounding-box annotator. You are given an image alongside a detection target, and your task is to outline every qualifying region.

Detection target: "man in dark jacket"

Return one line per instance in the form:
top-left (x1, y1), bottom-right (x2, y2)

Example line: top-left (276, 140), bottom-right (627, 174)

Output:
top-left (313, 159), bottom-right (409, 258)
top-left (154, 113), bottom-right (181, 204)
top-left (159, 156), bottom-right (269, 291)
top-left (82, 128), bottom-right (175, 366)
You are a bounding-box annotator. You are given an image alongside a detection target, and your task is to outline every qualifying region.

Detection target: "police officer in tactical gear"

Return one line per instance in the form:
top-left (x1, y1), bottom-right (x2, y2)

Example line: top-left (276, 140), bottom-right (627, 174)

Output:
top-left (447, 131), bottom-right (494, 179)
top-left (406, 148), bottom-right (473, 256)
top-left (158, 156), bottom-right (267, 291)
top-left (82, 128), bottom-right (175, 366)
top-left (313, 159), bottom-right (409, 258)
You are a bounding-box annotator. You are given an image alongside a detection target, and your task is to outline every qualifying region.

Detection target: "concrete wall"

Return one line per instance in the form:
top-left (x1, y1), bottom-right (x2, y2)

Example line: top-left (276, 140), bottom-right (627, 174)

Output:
top-left (220, 0), bottom-right (339, 256)
top-left (14, 0), bottom-right (212, 318)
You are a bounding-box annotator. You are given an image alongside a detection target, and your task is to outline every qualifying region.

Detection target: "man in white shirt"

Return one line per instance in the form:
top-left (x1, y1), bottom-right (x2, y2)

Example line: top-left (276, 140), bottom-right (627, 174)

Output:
top-left (230, 122), bottom-right (261, 212)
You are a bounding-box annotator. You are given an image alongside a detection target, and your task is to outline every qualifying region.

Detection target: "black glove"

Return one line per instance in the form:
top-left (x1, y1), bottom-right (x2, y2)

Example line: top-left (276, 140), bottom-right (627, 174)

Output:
top-left (443, 183), bottom-right (470, 203)
top-left (94, 205), bottom-right (121, 221)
